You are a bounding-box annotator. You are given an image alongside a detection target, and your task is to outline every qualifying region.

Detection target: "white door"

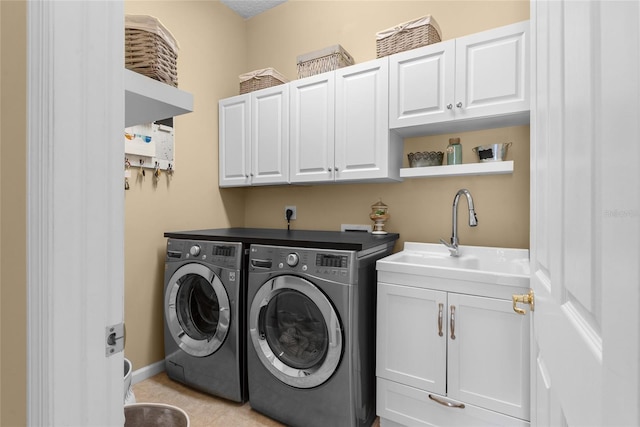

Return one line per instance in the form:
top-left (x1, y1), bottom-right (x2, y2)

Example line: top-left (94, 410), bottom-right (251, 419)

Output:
top-left (290, 73), bottom-right (335, 183)
top-left (251, 85), bottom-right (289, 185)
top-left (219, 94), bottom-right (251, 187)
top-left (530, 1), bottom-right (640, 426)
top-left (27, 1), bottom-right (125, 425)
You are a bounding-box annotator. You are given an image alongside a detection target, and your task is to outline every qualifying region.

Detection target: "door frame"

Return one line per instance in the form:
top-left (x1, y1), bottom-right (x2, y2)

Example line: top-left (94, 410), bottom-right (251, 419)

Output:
top-left (27, 1), bottom-right (124, 425)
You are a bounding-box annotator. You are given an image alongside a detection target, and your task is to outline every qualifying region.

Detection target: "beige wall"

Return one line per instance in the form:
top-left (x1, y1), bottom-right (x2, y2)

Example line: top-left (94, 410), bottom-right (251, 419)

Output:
top-left (0, 1), bottom-right (27, 425)
top-left (245, 0), bottom-right (530, 81)
top-left (123, 1), bottom-right (247, 370)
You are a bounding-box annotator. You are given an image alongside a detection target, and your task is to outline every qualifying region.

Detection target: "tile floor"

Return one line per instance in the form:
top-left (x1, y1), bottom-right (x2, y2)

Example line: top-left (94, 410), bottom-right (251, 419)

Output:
top-left (132, 372), bottom-right (381, 427)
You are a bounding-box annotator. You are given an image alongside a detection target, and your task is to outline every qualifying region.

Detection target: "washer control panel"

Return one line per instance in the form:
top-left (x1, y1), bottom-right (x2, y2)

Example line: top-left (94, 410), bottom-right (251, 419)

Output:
top-left (250, 244), bottom-right (356, 284)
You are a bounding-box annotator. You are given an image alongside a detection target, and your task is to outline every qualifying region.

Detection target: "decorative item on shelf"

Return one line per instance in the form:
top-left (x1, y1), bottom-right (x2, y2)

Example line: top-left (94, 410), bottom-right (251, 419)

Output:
top-left (446, 137), bottom-right (462, 165)
top-left (125, 15), bottom-right (180, 87)
top-left (370, 199), bottom-right (390, 235)
top-left (376, 15), bottom-right (442, 58)
top-left (408, 151), bottom-right (444, 167)
top-left (296, 44), bottom-right (355, 79)
top-left (239, 68), bottom-right (289, 94)
top-left (472, 142), bottom-right (512, 162)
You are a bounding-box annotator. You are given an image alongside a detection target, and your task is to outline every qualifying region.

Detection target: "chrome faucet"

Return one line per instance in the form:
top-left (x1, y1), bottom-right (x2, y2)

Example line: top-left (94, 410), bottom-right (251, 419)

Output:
top-left (440, 189), bottom-right (478, 256)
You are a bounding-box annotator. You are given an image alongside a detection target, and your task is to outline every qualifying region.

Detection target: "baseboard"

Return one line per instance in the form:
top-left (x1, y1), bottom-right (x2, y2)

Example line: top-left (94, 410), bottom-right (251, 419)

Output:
top-left (131, 359), bottom-right (165, 385)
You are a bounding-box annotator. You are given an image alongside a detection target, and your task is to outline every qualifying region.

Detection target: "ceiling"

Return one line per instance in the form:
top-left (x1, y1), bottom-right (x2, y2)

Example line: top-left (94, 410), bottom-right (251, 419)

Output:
top-left (220, 0), bottom-right (288, 19)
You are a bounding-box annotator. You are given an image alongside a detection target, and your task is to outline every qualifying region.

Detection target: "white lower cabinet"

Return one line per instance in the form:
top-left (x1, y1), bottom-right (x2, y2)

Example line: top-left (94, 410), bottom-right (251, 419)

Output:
top-left (377, 282), bottom-right (530, 426)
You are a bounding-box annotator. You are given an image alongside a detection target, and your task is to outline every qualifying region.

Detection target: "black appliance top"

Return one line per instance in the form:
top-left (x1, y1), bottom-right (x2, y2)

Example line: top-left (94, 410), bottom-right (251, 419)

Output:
top-left (164, 228), bottom-right (399, 252)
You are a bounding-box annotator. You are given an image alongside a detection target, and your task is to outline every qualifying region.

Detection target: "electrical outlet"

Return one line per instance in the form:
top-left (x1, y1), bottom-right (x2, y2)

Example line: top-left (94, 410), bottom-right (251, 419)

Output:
top-left (285, 206), bottom-right (297, 220)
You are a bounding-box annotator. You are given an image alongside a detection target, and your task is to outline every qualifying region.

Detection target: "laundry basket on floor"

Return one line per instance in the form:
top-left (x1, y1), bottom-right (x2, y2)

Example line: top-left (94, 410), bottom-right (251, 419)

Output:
top-left (124, 403), bottom-right (190, 427)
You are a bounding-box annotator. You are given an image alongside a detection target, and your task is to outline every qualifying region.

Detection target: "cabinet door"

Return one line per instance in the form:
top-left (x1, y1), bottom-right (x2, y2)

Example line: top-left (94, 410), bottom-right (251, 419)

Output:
top-left (377, 283), bottom-right (447, 395)
top-left (335, 58), bottom-right (391, 182)
top-left (290, 73), bottom-right (335, 183)
top-left (447, 293), bottom-right (530, 421)
top-left (219, 94), bottom-right (251, 187)
top-left (389, 39), bottom-right (455, 129)
top-left (251, 85), bottom-right (289, 185)
top-left (454, 21), bottom-right (529, 120)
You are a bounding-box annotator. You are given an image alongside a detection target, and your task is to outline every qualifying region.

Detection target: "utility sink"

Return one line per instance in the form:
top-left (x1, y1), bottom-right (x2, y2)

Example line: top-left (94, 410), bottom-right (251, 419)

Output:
top-left (377, 242), bottom-right (530, 286)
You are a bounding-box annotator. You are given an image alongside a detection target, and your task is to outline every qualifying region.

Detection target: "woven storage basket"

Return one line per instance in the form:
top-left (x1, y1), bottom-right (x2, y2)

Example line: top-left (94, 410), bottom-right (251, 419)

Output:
top-left (239, 68), bottom-right (289, 94)
top-left (297, 45), bottom-right (355, 79)
top-left (125, 15), bottom-right (179, 87)
top-left (376, 15), bottom-right (442, 58)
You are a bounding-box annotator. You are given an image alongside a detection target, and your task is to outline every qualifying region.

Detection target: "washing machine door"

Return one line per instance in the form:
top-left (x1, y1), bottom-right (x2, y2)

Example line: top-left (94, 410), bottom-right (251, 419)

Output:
top-left (165, 263), bottom-right (231, 357)
top-left (249, 275), bottom-right (343, 388)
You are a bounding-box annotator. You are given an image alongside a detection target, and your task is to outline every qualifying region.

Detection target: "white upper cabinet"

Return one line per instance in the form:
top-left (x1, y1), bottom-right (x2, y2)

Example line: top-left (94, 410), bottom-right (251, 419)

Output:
top-left (390, 21), bottom-right (530, 136)
top-left (335, 58), bottom-right (402, 182)
top-left (389, 39), bottom-right (456, 130)
top-left (219, 94), bottom-right (251, 187)
top-left (251, 85), bottom-right (289, 185)
top-left (290, 58), bottom-right (402, 184)
top-left (290, 73), bottom-right (335, 183)
top-left (218, 85), bottom-right (289, 187)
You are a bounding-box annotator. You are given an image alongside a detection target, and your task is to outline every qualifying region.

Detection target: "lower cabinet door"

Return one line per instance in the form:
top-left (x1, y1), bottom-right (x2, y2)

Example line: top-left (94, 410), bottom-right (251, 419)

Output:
top-left (376, 283), bottom-right (447, 395)
top-left (377, 378), bottom-right (530, 427)
top-left (447, 293), bottom-right (530, 420)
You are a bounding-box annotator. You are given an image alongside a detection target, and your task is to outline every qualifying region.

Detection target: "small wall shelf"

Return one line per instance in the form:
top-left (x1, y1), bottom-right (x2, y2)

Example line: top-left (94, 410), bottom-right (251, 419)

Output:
top-left (125, 69), bottom-right (194, 127)
top-left (400, 161), bottom-right (514, 178)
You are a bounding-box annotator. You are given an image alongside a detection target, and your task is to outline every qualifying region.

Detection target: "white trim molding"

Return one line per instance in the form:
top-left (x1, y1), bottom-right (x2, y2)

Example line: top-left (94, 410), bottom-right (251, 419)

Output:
top-left (27, 1), bottom-right (125, 425)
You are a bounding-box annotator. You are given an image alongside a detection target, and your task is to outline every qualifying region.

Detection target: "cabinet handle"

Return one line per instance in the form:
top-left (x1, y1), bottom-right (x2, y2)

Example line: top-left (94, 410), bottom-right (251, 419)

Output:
top-left (428, 394), bottom-right (465, 409)
top-left (328, 167), bottom-right (332, 172)
top-left (446, 103), bottom-right (453, 110)
top-left (456, 102), bottom-right (463, 108)
top-left (438, 303), bottom-right (444, 337)
top-left (335, 166), bottom-right (339, 172)
top-left (450, 305), bottom-right (456, 340)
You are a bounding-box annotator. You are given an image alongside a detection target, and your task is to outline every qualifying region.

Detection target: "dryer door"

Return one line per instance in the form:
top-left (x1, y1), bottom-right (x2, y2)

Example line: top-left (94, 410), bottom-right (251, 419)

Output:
top-left (249, 275), bottom-right (343, 388)
top-left (165, 263), bottom-right (231, 357)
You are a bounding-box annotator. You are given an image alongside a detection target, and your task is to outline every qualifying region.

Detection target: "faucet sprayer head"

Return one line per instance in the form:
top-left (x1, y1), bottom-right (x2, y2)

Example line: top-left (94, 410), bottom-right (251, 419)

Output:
top-left (469, 209), bottom-right (478, 227)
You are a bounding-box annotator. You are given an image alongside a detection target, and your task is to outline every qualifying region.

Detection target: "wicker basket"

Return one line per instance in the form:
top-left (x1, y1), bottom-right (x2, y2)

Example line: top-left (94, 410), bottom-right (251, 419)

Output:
top-left (239, 68), bottom-right (289, 94)
top-left (297, 45), bottom-right (355, 79)
top-left (125, 15), bottom-right (179, 87)
top-left (376, 15), bottom-right (442, 58)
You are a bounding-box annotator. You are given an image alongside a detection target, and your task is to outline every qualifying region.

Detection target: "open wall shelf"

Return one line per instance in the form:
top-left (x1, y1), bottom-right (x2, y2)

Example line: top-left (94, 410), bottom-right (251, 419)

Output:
top-left (400, 161), bottom-right (514, 178)
top-left (125, 69), bottom-right (194, 127)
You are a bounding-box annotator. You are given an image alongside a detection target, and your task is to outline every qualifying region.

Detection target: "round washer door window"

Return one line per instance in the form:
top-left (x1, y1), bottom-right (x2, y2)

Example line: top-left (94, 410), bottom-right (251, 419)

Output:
top-left (166, 263), bottom-right (230, 357)
top-left (249, 275), bottom-right (343, 388)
